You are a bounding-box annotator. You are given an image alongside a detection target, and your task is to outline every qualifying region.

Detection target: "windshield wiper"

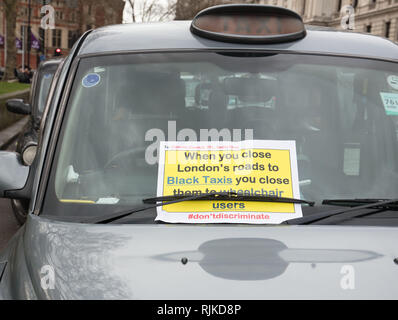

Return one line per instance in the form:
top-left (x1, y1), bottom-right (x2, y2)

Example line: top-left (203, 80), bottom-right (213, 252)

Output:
top-left (84, 192), bottom-right (314, 224)
top-left (322, 198), bottom-right (398, 209)
top-left (285, 198), bottom-right (398, 225)
top-left (143, 193), bottom-right (314, 205)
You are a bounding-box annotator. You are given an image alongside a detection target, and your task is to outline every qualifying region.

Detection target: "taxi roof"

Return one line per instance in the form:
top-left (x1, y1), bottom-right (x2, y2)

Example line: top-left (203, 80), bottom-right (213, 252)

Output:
top-left (77, 21), bottom-right (398, 62)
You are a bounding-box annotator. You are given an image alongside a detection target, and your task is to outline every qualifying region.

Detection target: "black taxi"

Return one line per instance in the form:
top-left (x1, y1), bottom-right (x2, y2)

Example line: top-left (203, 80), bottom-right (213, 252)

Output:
top-left (1, 4), bottom-right (398, 299)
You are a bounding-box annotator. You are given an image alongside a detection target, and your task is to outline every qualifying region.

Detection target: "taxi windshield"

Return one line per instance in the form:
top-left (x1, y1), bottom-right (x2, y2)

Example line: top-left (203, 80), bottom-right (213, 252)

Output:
top-left (42, 52), bottom-right (398, 224)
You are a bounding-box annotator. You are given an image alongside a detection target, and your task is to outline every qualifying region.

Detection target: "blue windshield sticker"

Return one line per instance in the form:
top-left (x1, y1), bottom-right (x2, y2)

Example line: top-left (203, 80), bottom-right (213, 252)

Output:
top-left (82, 73), bottom-right (100, 88)
top-left (380, 92), bottom-right (398, 115)
top-left (43, 73), bottom-right (52, 79)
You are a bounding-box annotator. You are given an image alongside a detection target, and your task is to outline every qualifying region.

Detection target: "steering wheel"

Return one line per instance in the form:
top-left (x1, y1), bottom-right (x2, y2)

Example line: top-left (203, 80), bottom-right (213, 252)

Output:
top-left (104, 147), bottom-right (148, 170)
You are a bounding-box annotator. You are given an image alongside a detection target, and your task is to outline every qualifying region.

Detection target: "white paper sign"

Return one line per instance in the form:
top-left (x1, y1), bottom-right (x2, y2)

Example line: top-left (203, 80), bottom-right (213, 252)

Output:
top-left (156, 140), bottom-right (302, 224)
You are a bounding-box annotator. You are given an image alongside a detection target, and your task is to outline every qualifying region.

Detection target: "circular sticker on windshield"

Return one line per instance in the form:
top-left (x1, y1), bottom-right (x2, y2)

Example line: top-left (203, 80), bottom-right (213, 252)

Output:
top-left (387, 75), bottom-right (398, 90)
top-left (82, 73), bottom-right (100, 88)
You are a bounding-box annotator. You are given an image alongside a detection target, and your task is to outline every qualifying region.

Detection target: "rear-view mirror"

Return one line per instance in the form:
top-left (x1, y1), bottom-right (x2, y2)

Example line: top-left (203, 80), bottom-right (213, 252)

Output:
top-left (223, 77), bottom-right (277, 103)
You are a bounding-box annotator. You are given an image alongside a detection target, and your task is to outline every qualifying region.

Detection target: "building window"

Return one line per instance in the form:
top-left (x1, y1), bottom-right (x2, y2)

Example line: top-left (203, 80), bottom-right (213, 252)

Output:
top-left (366, 24), bottom-right (372, 33)
top-left (68, 0), bottom-right (78, 8)
top-left (19, 7), bottom-right (28, 17)
top-left (68, 30), bottom-right (79, 49)
top-left (385, 21), bottom-right (391, 38)
top-left (396, 19), bottom-right (398, 41)
top-left (52, 29), bottom-right (62, 48)
top-left (39, 28), bottom-right (45, 49)
top-left (337, 0), bottom-right (342, 12)
top-left (55, 10), bottom-right (64, 20)
top-left (352, 0), bottom-right (358, 8)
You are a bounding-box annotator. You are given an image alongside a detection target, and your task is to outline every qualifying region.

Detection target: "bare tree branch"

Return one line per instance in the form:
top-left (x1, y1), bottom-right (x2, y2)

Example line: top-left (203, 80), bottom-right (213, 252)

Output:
top-left (174, 0), bottom-right (225, 20)
top-left (126, 0), bottom-right (176, 23)
top-left (158, 1), bottom-right (177, 22)
top-left (128, 0), bottom-right (136, 23)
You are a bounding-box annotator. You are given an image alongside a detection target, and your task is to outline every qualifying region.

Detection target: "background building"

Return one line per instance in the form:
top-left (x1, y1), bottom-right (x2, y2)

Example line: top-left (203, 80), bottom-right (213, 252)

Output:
top-left (0, 0), bottom-right (124, 70)
top-left (174, 0), bottom-right (398, 43)
top-left (2, 0), bottom-right (398, 73)
top-left (260, 0), bottom-right (398, 42)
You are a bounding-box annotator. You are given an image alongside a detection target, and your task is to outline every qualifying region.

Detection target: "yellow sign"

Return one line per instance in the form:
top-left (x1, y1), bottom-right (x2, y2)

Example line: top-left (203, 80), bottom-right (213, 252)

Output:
top-left (156, 140), bottom-right (302, 224)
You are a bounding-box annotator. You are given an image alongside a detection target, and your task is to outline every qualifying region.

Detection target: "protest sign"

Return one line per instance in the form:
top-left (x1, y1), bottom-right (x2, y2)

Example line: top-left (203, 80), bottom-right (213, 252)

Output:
top-left (156, 140), bottom-right (302, 224)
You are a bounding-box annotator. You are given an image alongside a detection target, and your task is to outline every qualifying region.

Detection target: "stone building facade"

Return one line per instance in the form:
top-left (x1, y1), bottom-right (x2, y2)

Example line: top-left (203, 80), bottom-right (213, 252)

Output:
top-left (258, 0), bottom-right (398, 42)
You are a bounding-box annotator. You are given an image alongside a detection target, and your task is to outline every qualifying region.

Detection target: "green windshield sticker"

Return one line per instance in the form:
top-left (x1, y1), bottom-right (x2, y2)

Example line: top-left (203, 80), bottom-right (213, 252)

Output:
top-left (380, 92), bottom-right (398, 116)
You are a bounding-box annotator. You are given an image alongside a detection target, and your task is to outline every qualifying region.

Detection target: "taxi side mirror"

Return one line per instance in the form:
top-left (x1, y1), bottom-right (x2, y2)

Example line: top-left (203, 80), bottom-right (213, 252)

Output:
top-left (6, 99), bottom-right (31, 115)
top-left (0, 152), bottom-right (29, 198)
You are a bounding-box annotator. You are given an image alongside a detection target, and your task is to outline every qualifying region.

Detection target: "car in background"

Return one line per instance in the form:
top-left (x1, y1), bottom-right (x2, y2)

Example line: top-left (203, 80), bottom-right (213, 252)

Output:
top-left (5, 58), bottom-right (63, 223)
